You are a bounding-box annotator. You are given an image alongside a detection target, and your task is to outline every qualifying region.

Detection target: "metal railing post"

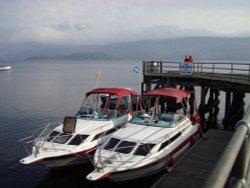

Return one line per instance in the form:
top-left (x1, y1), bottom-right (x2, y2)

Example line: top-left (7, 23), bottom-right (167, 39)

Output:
top-left (143, 61), bottom-right (145, 75)
top-left (248, 64), bottom-right (250, 84)
top-left (202, 106), bottom-right (250, 188)
top-left (160, 61), bottom-right (163, 74)
top-left (230, 63), bottom-right (233, 82)
top-left (202, 125), bottom-right (248, 188)
top-left (231, 136), bottom-right (250, 188)
top-left (200, 63), bottom-right (203, 77)
top-left (212, 63), bottom-right (215, 80)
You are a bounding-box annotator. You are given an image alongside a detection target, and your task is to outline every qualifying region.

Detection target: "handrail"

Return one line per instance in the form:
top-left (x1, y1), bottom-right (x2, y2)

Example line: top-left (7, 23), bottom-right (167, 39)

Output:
top-left (202, 105), bottom-right (250, 188)
top-left (143, 61), bottom-right (250, 84)
top-left (19, 122), bottom-right (61, 155)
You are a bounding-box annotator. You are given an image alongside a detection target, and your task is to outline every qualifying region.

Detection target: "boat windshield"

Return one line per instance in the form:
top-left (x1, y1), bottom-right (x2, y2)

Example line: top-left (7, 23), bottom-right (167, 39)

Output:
top-left (75, 92), bottom-right (131, 120)
top-left (129, 112), bottom-right (184, 128)
top-left (76, 107), bottom-right (118, 121)
top-left (53, 133), bottom-right (72, 144)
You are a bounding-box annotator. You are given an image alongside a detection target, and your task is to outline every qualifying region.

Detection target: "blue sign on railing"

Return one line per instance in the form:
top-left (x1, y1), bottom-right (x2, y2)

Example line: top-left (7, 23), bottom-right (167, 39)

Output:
top-left (180, 62), bottom-right (193, 75)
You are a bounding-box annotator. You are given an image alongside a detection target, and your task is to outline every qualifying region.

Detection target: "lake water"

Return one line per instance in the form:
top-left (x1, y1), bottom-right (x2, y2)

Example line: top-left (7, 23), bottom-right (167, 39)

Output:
top-left (0, 60), bottom-right (164, 188)
top-left (1, 60), bottom-right (249, 188)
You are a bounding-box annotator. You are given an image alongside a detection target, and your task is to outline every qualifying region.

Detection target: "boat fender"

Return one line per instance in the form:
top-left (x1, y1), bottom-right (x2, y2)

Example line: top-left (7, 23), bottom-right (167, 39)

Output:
top-left (192, 113), bottom-right (200, 124)
top-left (190, 135), bottom-right (196, 145)
top-left (168, 158), bottom-right (176, 167)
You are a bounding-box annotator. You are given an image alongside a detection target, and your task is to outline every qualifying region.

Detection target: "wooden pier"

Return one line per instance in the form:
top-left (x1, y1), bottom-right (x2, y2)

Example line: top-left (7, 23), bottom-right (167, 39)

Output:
top-left (151, 129), bottom-right (234, 188)
top-left (141, 61), bottom-right (250, 188)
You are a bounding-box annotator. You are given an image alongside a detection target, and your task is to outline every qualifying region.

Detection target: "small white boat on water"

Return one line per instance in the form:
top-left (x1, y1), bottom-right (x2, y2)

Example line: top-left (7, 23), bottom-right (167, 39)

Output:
top-left (0, 65), bottom-right (11, 71)
top-left (19, 87), bottom-right (142, 168)
top-left (86, 87), bottom-right (203, 182)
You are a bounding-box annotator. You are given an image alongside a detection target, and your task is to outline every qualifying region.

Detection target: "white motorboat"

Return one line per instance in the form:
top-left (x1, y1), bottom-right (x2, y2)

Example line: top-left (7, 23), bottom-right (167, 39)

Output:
top-left (0, 65), bottom-right (11, 71)
top-left (19, 87), bottom-right (142, 168)
top-left (86, 87), bottom-right (203, 182)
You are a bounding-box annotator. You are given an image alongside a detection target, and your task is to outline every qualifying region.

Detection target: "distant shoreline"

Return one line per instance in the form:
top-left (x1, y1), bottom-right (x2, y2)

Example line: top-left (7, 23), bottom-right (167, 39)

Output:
top-left (1, 37), bottom-right (250, 61)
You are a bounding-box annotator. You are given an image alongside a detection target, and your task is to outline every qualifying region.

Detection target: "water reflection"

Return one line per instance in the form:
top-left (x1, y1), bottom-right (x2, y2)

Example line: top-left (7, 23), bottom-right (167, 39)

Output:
top-left (0, 60), bottom-right (147, 188)
top-left (35, 163), bottom-right (162, 188)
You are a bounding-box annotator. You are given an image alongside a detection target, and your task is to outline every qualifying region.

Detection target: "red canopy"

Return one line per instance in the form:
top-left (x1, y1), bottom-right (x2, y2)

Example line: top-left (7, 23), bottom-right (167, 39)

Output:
top-left (144, 88), bottom-right (190, 100)
top-left (86, 87), bottom-right (139, 97)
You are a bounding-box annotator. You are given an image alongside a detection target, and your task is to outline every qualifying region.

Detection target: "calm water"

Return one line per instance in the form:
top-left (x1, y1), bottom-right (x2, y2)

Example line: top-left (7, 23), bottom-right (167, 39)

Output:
top-left (0, 60), bottom-right (162, 188)
top-left (2, 60), bottom-right (249, 188)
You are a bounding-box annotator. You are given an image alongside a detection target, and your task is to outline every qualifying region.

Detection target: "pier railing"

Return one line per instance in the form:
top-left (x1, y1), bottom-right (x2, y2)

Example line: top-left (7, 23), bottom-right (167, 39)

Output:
top-left (202, 105), bottom-right (250, 188)
top-left (143, 61), bottom-right (250, 84)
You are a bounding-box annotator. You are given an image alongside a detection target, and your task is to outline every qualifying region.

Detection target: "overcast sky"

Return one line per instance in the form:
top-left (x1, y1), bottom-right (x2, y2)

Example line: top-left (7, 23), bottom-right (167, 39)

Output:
top-left (1, 0), bottom-right (250, 46)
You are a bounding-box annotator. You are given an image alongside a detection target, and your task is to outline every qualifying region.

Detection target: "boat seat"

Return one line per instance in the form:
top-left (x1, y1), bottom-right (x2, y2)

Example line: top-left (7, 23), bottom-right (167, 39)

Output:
top-left (63, 116), bottom-right (76, 133)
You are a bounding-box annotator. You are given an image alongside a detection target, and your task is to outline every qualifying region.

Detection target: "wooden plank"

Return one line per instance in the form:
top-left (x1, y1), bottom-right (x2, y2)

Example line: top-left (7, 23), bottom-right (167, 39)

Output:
top-left (144, 73), bottom-right (250, 92)
top-left (151, 129), bottom-right (234, 188)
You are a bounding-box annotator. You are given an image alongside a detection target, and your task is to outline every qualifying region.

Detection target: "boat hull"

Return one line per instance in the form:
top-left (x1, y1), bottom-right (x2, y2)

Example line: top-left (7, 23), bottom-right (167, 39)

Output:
top-left (20, 118), bottom-right (128, 168)
top-left (21, 148), bottom-right (96, 168)
top-left (43, 152), bottom-right (92, 168)
top-left (0, 65), bottom-right (11, 71)
top-left (107, 130), bottom-right (199, 182)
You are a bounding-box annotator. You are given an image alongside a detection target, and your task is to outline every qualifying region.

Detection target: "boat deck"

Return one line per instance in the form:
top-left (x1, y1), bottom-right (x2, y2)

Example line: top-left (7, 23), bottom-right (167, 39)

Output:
top-left (151, 129), bottom-right (234, 188)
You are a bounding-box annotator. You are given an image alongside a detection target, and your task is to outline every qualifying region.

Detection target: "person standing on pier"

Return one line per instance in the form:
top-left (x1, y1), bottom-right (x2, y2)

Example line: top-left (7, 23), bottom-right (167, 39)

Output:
top-left (184, 55), bottom-right (189, 62)
top-left (189, 55), bottom-right (195, 68)
top-left (184, 55), bottom-right (195, 68)
top-left (188, 55), bottom-right (193, 63)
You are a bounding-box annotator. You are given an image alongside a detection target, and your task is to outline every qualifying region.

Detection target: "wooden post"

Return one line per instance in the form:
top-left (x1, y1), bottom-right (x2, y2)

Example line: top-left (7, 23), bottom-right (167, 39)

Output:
top-left (229, 92), bottom-right (245, 130)
top-left (213, 88), bottom-right (220, 128)
top-left (145, 83), bottom-right (151, 92)
top-left (224, 91), bottom-right (231, 130)
top-left (141, 82), bottom-right (144, 98)
top-left (199, 86), bottom-right (208, 129)
top-left (207, 87), bottom-right (214, 128)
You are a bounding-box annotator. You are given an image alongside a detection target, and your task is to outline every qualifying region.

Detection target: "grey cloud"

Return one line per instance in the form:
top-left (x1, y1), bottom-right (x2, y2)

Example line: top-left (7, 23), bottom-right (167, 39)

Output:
top-left (1, 0), bottom-right (250, 47)
top-left (74, 24), bottom-right (86, 31)
top-left (49, 22), bottom-right (71, 31)
top-left (57, 22), bottom-right (71, 31)
top-left (49, 22), bottom-right (87, 32)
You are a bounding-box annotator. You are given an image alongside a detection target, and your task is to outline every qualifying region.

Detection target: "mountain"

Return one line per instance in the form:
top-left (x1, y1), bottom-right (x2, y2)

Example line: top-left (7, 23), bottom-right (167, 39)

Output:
top-left (26, 52), bottom-right (118, 60)
top-left (98, 37), bottom-right (250, 61)
top-left (2, 37), bottom-right (250, 61)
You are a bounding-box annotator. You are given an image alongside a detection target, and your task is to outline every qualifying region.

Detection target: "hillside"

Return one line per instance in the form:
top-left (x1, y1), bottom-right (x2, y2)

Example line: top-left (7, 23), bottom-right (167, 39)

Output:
top-left (3, 37), bottom-right (250, 61)
top-left (98, 37), bottom-right (250, 61)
